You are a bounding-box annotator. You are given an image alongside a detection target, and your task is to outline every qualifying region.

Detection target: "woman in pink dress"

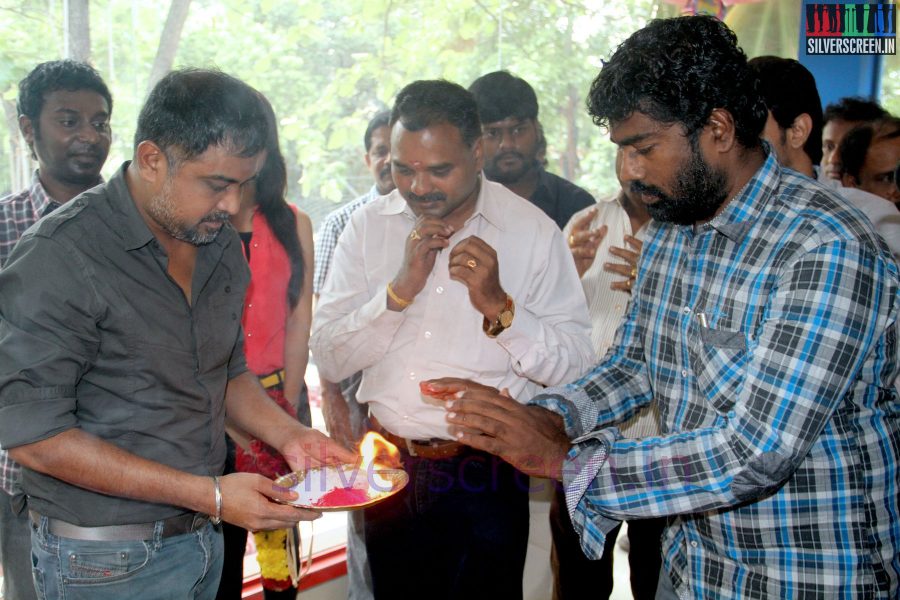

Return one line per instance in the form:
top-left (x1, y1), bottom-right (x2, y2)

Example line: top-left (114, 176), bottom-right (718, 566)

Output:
top-left (218, 94), bottom-right (314, 599)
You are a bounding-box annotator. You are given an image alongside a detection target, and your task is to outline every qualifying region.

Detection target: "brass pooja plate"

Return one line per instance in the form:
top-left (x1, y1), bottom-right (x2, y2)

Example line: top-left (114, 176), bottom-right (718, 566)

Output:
top-left (274, 464), bottom-right (408, 512)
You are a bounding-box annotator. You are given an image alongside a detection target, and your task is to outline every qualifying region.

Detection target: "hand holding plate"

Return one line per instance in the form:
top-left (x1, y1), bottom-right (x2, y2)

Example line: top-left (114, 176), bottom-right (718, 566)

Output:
top-left (218, 472), bottom-right (322, 530)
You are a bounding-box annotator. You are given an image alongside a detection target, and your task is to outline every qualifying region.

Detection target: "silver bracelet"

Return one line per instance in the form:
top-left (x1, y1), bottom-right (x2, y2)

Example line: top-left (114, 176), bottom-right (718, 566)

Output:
top-left (211, 476), bottom-right (223, 525)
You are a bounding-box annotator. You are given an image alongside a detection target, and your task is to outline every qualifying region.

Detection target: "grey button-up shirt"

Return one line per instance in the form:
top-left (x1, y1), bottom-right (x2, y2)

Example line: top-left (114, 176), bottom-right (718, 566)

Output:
top-left (0, 162), bottom-right (249, 525)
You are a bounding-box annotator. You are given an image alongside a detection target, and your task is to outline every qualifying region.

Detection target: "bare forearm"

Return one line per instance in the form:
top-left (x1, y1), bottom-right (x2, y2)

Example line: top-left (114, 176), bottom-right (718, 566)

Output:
top-left (226, 370), bottom-right (309, 452)
top-left (283, 319), bottom-right (310, 404)
top-left (10, 429), bottom-right (215, 516)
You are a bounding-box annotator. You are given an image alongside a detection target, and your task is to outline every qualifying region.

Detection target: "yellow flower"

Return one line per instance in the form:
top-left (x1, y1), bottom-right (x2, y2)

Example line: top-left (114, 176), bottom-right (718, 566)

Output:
top-left (254, 529), bottom-right (292, 583)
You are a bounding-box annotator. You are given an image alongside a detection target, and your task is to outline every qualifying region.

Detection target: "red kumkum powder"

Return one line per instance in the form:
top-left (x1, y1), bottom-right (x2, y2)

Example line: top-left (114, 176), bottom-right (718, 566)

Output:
top-left (314, 487), bottom-right (370, 507)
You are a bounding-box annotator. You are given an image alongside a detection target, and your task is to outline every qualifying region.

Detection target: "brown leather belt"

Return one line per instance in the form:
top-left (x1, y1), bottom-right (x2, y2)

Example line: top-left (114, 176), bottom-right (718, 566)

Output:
top-left (370, 416), bottom-right (465, 460)
top-left (29, 510), bottom-right (210, 542)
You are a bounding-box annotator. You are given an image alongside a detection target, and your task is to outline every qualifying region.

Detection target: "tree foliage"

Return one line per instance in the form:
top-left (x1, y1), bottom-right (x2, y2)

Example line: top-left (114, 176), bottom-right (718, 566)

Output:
top-left (3, 1), bottom-right (888, 229)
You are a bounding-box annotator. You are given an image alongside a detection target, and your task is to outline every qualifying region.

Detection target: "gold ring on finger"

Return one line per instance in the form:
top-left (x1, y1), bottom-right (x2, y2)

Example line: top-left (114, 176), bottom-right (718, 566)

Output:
top-left (630, 267), bottom-right (637, 278)
top-left (568, 234), bottom-right (575, 247)
top-left (409, 229), bottom-right (422, 241)
top-left (466, 258), bottom-right (477, 270)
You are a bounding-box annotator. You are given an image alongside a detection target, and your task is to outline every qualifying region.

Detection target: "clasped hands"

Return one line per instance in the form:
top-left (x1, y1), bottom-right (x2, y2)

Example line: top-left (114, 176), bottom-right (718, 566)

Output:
top-left (424, 378), bottom-right (571, 481)
top-left (389, 215), bottom-right (507, 320)
top-left (568, 208), bottom-right (642, 291)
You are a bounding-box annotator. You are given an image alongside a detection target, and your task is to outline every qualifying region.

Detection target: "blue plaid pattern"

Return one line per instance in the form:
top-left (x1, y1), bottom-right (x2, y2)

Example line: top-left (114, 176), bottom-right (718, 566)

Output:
top-left (313, 186), bottom-right (379, 295)
top-left (0, 172), bottom-right (58, 495)
top-left (532, 154), bottom-right (900, 598)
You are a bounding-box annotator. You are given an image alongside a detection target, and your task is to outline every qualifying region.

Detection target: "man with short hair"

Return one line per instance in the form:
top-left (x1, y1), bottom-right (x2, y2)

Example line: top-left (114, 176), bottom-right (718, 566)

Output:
top-left (313, 109), bottom-right (395, 600)
top-left (468, 71), bottom-right (595, 229)
top-left (447, 16), bottom-right (900, 598)
top-left (840, 117), bottom-right (900, 206)
top-left (749, 56), bottom-right (900, 258)
top-left (311, 79), bottom-right (593, 599)
top-left (0, 69), bottom-right (353, 600)
top-left (821, 96), bottom-right (888, 181)
top-left (0, 59), bottom-right (113, 600)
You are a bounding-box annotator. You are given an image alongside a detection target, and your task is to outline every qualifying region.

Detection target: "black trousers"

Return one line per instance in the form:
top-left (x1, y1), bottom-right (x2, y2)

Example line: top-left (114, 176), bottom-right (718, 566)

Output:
top-left (550, 487), bottom-right (666, 600)
top-left (364, 449), bottom-right (530, 600)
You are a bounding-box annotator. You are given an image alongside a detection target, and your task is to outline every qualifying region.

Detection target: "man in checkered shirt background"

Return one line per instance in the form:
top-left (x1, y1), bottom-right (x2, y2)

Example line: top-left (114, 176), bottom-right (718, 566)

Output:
top-left (444, 15), bottom-right (900, 599)
top-left (0, 60), bottom-right (112, 600)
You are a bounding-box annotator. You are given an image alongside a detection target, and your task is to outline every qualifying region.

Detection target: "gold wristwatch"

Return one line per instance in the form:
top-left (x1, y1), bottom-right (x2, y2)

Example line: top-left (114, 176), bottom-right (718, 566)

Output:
top-left (483, 295), bottom-right (515, 338)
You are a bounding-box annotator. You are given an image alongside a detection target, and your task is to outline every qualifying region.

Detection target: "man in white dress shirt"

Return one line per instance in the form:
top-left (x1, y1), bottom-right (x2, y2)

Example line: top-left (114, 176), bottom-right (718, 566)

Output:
top-left (311, 79), bottom-right (593, 599)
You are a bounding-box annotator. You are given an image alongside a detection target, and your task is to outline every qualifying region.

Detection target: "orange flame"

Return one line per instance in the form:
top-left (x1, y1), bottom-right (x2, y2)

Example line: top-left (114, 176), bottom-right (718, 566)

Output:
top-left (358, 431), bottom-right (401, 489)
top-left (358, 431), bottom-right (400, 469)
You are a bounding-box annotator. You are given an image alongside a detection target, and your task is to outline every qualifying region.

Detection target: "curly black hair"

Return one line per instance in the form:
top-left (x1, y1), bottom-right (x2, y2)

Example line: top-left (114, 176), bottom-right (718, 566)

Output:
top-left (587, 15), bottom-right (766, 150)
top-left (17, 60), bottom-right (112, 127)
top-left (391, 80), bottom-right (481, 147)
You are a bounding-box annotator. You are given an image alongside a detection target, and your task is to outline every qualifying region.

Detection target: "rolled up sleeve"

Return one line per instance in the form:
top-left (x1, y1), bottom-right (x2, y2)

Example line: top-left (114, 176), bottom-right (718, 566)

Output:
top-left (0, 234), bottom-right (100, 448)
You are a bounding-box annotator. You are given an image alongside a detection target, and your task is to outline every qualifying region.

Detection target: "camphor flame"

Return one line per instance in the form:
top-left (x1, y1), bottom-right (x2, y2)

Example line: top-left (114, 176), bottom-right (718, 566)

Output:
top-left (358, 431), bottom-right (400, 491)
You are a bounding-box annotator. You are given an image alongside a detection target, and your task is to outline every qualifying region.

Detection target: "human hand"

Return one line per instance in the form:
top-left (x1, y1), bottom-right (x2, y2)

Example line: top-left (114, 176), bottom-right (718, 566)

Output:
top-left (219, 472), bottom-right (322, 531)
top-left (443, 385), bottom-right (570, 480)
top-left (280, 427), bottom-right (358, 473)
top-left (567, 208), bottom-right (606, 277)
top-left (447, 236), bottom-right (507, 321)
top-left (320, 381), bottom-right (355, 448)
top-left (391, 216), bottom-right (455, 308)
top-left (604, 234), bottom-right (642, 293)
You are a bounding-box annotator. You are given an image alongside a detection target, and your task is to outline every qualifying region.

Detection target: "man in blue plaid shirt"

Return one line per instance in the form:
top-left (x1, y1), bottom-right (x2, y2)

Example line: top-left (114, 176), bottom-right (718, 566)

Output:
top-left (436, 15), bottom-right (900, 599)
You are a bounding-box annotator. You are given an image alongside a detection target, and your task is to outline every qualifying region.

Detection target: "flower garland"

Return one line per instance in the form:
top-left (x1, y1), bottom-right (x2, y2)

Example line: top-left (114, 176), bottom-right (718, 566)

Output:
top-left (254, 529), bottom-right (293, 592)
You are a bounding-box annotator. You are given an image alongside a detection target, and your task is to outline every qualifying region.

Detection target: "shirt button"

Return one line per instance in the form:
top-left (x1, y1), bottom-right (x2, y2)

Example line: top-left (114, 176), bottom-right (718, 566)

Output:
top-left (424, 331), bottom-right (432, 339)
top-left (247, 332), bottom-right (252, 338)
top-left (248, 303), bottom-right (252, 308)
top-left (232, 313), bottom-right (237, 320)
top-left (436, 286), bottom-right (444, 294)
top-left (615, 305), bottom-right (622, 311)
top-left (225, 286), bottom-right (231, 293)
top-left (402, 415), bottom-right (409, 420)
top-left (681, 369), bottom-right (688, 377)
top-left (409, 372), bottom-right (415, 380)
top-left (690, 540), bottom-right (698, 548)
top-left (682, 306), bottom-right (691, 315)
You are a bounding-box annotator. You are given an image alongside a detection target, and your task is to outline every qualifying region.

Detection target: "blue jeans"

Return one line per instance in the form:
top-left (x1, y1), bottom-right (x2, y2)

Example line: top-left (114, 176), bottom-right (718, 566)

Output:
top-left (30, 517), bottom-right (223, 600)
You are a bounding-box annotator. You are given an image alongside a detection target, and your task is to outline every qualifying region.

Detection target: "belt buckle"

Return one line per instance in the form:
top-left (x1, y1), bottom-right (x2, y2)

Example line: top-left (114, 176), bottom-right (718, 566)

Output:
top-left (405, 438), bottom-right (418, 457)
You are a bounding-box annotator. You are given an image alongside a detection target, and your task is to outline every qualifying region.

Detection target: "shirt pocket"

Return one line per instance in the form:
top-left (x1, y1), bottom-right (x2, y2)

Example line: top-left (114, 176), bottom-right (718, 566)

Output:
top-left (693, 326), bottom-right (749, 416)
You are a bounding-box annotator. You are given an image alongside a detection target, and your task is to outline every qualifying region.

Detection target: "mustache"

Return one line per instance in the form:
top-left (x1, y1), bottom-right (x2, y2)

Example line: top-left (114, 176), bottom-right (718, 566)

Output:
top-left (407, 191), bottom-right (447, 204)
top-left (630, 181), bottom-right (670, 201)
top-left (492, 151), bottom-right (524, 164)
top-left (68, 145), bottom-right (104, 159)
top-left (200, 211), bottom-right (230, 224)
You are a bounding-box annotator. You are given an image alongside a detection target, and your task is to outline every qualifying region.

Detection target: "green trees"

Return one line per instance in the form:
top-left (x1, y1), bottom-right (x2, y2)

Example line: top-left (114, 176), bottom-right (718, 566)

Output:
top-left (2, 0), bottom-right (671, 222)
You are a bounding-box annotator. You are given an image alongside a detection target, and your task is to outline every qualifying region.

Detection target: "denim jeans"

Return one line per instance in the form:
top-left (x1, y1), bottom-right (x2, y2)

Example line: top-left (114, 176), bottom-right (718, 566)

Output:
top-left (1, 490), bottom-right (37, 600)
top-left (363, 448), bottom-right (530, 600)
top-left (30, 516), bottom-right (223, 600)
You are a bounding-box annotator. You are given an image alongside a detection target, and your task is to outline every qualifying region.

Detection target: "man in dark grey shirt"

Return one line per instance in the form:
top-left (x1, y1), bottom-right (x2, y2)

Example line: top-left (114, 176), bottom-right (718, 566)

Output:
top-left (0, 69), bottom-right (353, 600)
top-left (469, 71), bottom-right (595, 230)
